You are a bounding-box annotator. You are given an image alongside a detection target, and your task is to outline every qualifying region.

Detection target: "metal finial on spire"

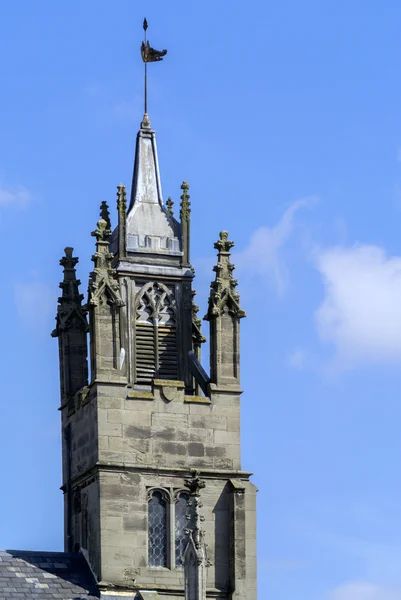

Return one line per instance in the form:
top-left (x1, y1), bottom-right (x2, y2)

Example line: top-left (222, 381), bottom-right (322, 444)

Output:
top-left (140, 18), bottom-right (167, 125)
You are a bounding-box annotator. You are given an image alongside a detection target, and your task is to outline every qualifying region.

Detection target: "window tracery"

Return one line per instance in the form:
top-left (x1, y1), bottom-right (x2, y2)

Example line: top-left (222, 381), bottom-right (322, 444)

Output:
top-left (148, 490), bottom-right (168, 567)
top-left (175, 492), bottom-right (189, 567)
top-left (135, 282), bottom-right (178, 383)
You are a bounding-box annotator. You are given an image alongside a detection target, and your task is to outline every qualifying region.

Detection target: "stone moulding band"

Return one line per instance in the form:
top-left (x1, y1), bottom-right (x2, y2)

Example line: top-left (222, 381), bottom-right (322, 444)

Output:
top-left (66, 462), bottom-right (254, 488)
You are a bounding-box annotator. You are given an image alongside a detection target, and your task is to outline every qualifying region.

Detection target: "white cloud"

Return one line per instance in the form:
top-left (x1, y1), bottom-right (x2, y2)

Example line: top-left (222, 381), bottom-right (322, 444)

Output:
top-left (234, 197), bottom-right (318, 295)
top-left (288, 348), bottom-right (308, 369)
top-left (0, 184), bottom-right (30, 208)
top-left (328, 581), bottom-right (401, 600)
top-left (314, 244), bottom-right (401, 369)
top-left (14, 282), bottom-right (55, 330)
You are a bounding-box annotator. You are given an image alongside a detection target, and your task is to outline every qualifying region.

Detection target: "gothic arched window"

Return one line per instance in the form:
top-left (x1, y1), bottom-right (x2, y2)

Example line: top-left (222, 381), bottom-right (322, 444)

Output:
top-left (135, 282), bottom-right (178, 383)
top-left (175, 492), bottom-right (189, 567)
top-left (148, 491), bottom-right (168, 567)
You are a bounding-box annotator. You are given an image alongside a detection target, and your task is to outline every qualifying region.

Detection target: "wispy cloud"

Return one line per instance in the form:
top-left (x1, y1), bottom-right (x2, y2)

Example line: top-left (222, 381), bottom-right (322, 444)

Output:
top-left (302, 502), bottom-right (401, 599)
top-left (14, 282), bottom-right (55, 330)
top-left (234, 196), bottom-right (318, 296)
top-left (313, 244), bottom-right (401, 370)
top-left (0, 183), bottom-right (30, 208)
top-left (328, 581), bottom-right (401, 600)
top-left (288, 348), bottom-right (308, 369)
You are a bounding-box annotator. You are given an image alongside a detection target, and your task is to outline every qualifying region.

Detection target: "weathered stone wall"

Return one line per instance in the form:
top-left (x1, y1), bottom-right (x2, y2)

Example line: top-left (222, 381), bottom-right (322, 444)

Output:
top-left (75, 379), bottom-right (257, 597)
top-left (96, 381), bottom-right (241, 471)
top-left (98, 470), bottom-right (235, 592)
top-left (66, 394), bottom-right (99, 480)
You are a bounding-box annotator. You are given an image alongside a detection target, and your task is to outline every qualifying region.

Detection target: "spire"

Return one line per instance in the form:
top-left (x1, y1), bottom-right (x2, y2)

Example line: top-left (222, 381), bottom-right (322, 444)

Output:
top-left (125, 113), bottom-right (181, 256)
top-left (122, 20), bottom-right (181, 257)
top-left (52, 247), bottom-right (88, 336)
top-left (205, 231), bottom-right (245, 320)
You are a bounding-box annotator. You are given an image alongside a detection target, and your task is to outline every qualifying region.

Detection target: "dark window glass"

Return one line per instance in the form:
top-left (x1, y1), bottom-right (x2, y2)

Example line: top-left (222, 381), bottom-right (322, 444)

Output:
top-left (175, 492), bottom-right (189, 567)
top-left (148, 491), bottom-right (168, 567)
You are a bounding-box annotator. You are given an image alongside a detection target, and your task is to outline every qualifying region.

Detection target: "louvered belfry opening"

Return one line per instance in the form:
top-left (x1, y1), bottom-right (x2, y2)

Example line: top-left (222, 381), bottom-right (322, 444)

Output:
top-left (135, 282), bottom-right (178, 384)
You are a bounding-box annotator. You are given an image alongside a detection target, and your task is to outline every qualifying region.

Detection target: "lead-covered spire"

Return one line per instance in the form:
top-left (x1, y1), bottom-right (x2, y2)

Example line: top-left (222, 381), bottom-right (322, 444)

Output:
top-left (123, 20), bottom-right (181, 257)
top-left (125, 118), bottom-right (181, 255)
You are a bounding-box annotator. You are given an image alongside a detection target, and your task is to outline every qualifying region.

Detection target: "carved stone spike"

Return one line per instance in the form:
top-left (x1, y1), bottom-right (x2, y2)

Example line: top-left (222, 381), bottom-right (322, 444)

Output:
top-left (99, 201), bottom-right (111, 230)
top-left (204, 231), bottom-right (245, 320)
top-left (88, 215), bottom-right (124, 308)
top-left (117, 184), bottom-right (127, 212)
top-left (180, 181), bottom-right (191, 222)
top-left (52, 248), bottom-right (88, 337)
top-left (166, 197), bottom-right (174, 215)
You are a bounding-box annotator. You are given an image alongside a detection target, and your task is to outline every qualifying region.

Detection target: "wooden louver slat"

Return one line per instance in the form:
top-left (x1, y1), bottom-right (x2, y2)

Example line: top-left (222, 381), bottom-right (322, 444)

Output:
top-left (136, 323), bottom-right (156, 383)
top-left (157, 325), bottom-right (178, 379)
top-left (135, 323), bottom-right (178, 383)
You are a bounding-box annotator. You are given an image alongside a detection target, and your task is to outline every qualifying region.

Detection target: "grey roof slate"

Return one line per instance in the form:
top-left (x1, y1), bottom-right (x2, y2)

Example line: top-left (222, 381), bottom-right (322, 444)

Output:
top-left (0, 550), bottom-right (99, 599)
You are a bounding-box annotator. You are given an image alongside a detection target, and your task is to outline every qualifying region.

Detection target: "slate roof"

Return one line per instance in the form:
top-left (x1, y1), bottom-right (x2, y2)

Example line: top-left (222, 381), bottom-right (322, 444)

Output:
top-left (0, 550), bottom-right (99, 599)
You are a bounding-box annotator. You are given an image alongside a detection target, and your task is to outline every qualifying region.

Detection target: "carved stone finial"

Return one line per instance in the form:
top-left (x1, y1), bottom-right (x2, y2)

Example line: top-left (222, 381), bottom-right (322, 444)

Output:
top-left (117, 184), bottom-right (127, 213)
top-left (204, 231), bottom-right (246, 321)
top-left (91, 218), bottom-right (110, 243)
top-left (166, 197), bottom-right (174, 215)
top-left (88, 213), bottom-right (123, 308)
top-left (184, 470), bottom-right (206, 497)
top-left (141, 113), bottom-right (151, 129)
top-left (99, 201), bottom-right (111, 230)
top-left (52, 247), bottom-right (88, 337)
top-left (192, 291), bottom-right (206, 346)
top-left (180, 181), bottom-right (191, 223)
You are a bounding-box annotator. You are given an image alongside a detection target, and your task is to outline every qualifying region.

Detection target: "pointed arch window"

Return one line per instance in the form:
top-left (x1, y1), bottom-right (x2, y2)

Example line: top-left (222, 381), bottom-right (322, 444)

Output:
top-left (148, 491), bottom-right (168, 567)
top-left (135, 282), bottom-right (178, 383)
top-left (175, 492), bottom-right (190, 567)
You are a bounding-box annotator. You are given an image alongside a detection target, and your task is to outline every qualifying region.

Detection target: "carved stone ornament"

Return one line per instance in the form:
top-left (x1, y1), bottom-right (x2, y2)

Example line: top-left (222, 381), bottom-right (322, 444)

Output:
top-left (52, 247), bottom-right (89, 337)
top-left (192, 290), bottom-right (206, 346)
top-left (136, 281), bottom-right (176, 325)
top-left (180, 181), bottom-right (191, 223)
top-left (204, 230), bottom-right (246, 321)
top-left (88, 210), bottom-right (124, 308)
top-left (182, 471), bottom-right (211, 600)
top-left (161, 386), bottom-right (179, 403)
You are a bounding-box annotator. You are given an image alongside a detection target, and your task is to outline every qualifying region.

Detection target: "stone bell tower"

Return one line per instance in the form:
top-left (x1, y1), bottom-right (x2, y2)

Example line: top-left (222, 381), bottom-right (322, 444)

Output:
top-left (52, 25), bottom-right (257, 600)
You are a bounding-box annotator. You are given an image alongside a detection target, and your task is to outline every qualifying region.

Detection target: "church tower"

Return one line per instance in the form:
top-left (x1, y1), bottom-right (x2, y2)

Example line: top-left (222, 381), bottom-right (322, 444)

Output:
top-left (53, 24), bottom-right (257, 600)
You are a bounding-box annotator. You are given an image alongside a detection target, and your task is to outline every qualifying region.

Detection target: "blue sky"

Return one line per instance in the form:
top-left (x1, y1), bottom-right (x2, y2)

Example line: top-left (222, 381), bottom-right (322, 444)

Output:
top-left (1, 1), bottom-right (401, 598)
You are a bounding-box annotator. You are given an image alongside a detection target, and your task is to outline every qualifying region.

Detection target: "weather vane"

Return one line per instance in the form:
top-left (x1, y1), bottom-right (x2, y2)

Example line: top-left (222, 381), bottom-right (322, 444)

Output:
top-left (141, 18), bottom-right (167, 121)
